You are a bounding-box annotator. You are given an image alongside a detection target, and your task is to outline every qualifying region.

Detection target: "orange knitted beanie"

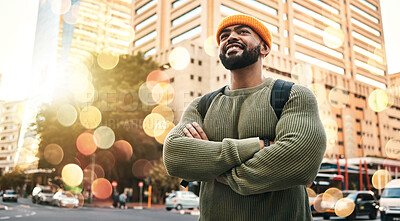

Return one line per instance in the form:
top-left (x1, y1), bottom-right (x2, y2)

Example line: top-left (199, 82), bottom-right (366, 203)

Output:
top-left (216, 14), bottom-right (272, 55)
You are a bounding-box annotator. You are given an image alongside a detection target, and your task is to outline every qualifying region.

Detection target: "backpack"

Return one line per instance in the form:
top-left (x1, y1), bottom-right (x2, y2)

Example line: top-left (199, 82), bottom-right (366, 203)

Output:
top-left (180, 79), bottom-right (294, 187)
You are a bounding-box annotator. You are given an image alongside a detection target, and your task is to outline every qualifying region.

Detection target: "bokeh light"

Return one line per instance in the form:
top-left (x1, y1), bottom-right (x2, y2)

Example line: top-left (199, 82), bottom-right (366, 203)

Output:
top-left (309, 83), bottom-right (327, 105)
top-left (92, 178), bottom-right (112, 200)
top-left (322, 118), bottom-right (338, 143)
top-left (97, 52), bottom-right (119, 70)
top-left (44, 144), bottom-right (64, 165)
top-left (138, 82), bottom-right (158, 106)
top-left (151, 83), bottom-right (175, 105)
top-left (83, 168), bottom-right (97, 186)
top-left (61, 164), bottom-right (83, 187)
top-left (368, 89), bottom-right (389, 112)
top-left (385, 138), bottom-right (400, 159)
top-left (323, 26), bottom-right (344, 49)
top-left (85, 164), bottom-right (105, 179)
top-left (51, 0), bottom-right (71, 15)
top-left (63, 4), bottom-right (80, 24)
top-left (132, 159), bottom-right (153, 178)
top-left (79, 106), bottom-right (102, 129)
top-left (313, 194), bottom-right (327, 213)
top-left (322, 188), bottom-right (343, 208)
top-left (306, 188), bottom-right (317, 206)
top-left (112, 140), bottom-right (133, 161)
top-left (76, 132), bottom-right (97, 156)
top-left (143, 113), bottom-right (166, 137)
top-left (335, 198), bottom-right (355, 217)
top-left (75, 193), bottom-right (85, 208)
top-left (60, 191), bottom-right (77, 209)
top-left (372, 169), bottom-right (391, 189)
top-left (93, 126), bottom-right (115, 149)
top-left (204, 35), bottom-right (217, 56)
top-left (96, 151), bottom-right (115, 173)
top-left (74, 82), bottom-right (96, 105)
top-left (152, 105), bottom-right (174, 122)
top-left (169, 47), bottom-right (190, 70)
top-left (155, 121), bottom-right (175, 144)
top-left (57, 104), bottom-right (78, 127)
top-left (290, 63), bottom-right (313, 85)
top-left (328, 86), bottom-right (349, 109)
top-left (146, 70), bottom-right (170, 90)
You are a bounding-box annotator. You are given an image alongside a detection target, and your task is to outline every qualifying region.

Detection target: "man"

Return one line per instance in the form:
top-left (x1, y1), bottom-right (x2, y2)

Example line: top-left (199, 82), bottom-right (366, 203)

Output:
top-left (163, 14), bottom-right (326, 221)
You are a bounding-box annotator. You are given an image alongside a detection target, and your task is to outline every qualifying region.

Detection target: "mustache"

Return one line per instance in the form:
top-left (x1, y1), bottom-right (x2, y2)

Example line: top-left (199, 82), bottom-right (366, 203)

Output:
top-left (223, 41), bottom-right (246, 53)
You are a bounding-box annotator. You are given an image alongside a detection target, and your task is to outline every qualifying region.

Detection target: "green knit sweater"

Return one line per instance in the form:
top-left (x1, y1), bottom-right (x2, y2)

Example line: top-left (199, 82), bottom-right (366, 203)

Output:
top-left (163, 78), bottom-right (326, 221)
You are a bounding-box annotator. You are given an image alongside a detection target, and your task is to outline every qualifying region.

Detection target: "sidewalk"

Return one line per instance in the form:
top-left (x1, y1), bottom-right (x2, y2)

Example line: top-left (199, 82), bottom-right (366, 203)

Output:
top-left (84, 199), bottom-right (165, 210)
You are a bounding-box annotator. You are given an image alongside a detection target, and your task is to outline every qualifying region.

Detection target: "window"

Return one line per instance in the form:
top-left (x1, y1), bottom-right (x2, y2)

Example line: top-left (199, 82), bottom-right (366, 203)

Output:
top-left (198, 76), bottom-right (202, 82)
top-left (351, 18), bottom-right (380, 36)
top-left (134, 30), bottom-right (156, 47)
top-left (295, 52), bottom-right (344, 75)
top-left (171, 26), bottom-right (202, 44)
top-left (190, 91), bottom-right (194, 96)
top-left (135, 14), bottom-right (157, 31)
top-left (353, 46), bottom-right (383, 63)
top-left (350, 5), bottom-right (379, 23)
top-left (136, 0), bottom-right (157, 15)
top-left (354, 60), bottom-right (385, 76)
top-left (198, 60), bottom-right (202, 66)
top-left (190, 75), bottom-right (194, 80)
top-left (308, 0), bottom-right (339, 14)
top-left (172, 6), bottom-right (201, 27)
top-left (357, 0), bottom-right (377, 11)
top-left (144, 48), bottom-right (156, 57)
top-left (293, 3), bottom-right (341, 29)
top-left (239, 0), bottom-right (277, 16)
top-left (352, 32), bottom-right (381, 49)
top-left (294, 35), bottom-right (343, 59)
top-left (217, 76), bottom-right (220, 81)
top-left (172, 0), bottom-right (190, 8)
top-left (170, 77), bottom-right (174, 83)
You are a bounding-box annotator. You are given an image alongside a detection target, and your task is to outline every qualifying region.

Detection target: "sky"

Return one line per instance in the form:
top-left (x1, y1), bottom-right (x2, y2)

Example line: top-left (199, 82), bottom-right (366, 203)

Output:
top-left (0, 0), bottom-right (399, 102)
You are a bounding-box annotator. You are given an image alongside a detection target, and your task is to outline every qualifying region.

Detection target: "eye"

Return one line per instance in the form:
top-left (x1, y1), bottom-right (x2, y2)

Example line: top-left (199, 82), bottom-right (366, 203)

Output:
top-left (239, 30), bottom-right (250, 34)
top-left (220, 34), bottom-right (228, 40)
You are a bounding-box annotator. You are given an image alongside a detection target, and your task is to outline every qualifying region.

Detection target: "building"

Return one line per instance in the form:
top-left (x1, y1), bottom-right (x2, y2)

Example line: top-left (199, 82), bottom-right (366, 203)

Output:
top-left (131, 0), bottom-right (400, 174)
top-left (0, 101), bottom-right (25, 174)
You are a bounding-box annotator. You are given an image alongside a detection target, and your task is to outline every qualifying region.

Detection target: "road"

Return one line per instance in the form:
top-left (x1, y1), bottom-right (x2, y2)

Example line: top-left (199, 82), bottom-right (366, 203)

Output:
top-left (0, 198), bottom-right (381, 221)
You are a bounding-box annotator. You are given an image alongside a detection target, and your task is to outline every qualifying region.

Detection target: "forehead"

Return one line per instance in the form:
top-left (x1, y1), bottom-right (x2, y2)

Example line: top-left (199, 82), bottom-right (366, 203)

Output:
top-left (220, 24), bottom-right (253, 33)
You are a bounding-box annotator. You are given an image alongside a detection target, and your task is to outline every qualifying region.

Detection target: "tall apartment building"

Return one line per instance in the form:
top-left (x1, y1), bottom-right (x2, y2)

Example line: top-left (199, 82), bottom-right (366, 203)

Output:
top-left (0, 101), bottom-right (24, 174)
top-left (131, 0), bottom-right (400, 167)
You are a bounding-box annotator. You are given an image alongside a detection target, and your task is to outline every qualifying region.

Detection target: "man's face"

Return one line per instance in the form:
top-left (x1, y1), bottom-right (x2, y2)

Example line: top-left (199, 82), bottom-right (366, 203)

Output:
top-left (218, 25), bottom-right (263, 70)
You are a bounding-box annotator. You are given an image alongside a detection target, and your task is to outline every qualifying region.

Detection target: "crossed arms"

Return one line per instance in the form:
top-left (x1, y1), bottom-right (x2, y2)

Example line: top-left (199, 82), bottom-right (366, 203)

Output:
top-left (163, 85), bottom-right (326, 195)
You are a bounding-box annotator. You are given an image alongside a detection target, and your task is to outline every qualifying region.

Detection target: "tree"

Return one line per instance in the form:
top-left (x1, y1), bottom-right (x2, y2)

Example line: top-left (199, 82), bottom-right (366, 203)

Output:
top-left (149, 158), bottom-right (180, 203)
top-left (32, 53), bottom-right (164, 200)
top-left (0, 170), bottom-right (25, 191)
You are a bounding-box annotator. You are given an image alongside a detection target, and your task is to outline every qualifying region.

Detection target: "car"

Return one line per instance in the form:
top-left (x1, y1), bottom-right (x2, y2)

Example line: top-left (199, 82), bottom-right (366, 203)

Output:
top-left (52, 191), bottom-right (79, 208)
top-left (2, 189), bottom-right (18, 202)
top-left (32, 186), bottom-right (54, 204)
top-left (379, 179), bottom-right (400, 221)
top-left (165, 191), bottom-right (199, 211)
top-left (314, 190), bottom-right (379, 220)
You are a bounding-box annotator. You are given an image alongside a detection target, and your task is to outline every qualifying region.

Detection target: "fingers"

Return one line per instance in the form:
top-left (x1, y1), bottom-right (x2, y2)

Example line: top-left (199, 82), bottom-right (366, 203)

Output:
top-left (183, 122), bottom-right (209, 140)
top-left (192, 122), bottom-right (209, 140)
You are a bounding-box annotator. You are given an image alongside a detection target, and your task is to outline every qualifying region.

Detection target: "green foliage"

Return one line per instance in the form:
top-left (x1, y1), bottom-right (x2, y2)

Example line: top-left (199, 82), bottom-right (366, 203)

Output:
top-left (0, 170), bottom-right (25, 190)
top-left (31, 53), bottom-right (163, 192)
top-left (149, 158), bottom-right (180, 203)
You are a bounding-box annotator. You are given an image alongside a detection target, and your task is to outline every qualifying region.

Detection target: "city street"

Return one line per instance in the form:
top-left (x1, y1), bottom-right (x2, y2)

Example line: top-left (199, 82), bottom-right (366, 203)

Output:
top-left (0, 198), bottom-right (382, 221)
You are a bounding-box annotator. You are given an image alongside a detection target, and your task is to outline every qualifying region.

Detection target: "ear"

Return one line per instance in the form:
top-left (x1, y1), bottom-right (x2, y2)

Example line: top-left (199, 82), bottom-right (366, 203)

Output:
top-left (260, 42), bottom-right (270, 57)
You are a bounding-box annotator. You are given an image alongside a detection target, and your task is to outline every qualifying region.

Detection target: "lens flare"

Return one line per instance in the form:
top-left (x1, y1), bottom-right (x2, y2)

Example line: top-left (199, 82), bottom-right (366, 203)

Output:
top-left (97, 52), bottom-right (119, 70)
top-left (74, 82), bottom-right (96, 105)
top-left (169, 47), bottom-right (190, 70)
top-left (132, 159), bottom-right (153, 178)
top-left (143, 113), bottom-right (166, 137)
top-left (138, 82), bottom-right (158, 106)
top-left (51, 0), bottom-right (71, 15)
top-left (151, 82), bottom-right (175, 105)
top-left (372, 169), bottom-right (391, 189)
top-left (204, 35), bottom-right (217, 56)
top-left (79, 106), bottom-right (102, 129)
top-left (146, 70), bottom-right (170, 90)
top-left (385, 138), bottom-right (400, 159)
top-left (85, 164), bottom-right (105, 179)
top-left (112, 140), bottom-right (133, 161)
top-left (152, 105), bottom-right (174, 122)
top-left (63, 4), bottom-right (80, 24)
top-left (62, 164), bottom-right (83, 187)
top-left (76, 132), bottom-right (97, 156)
top-left (92, 178), bottom-right (112, 200)
top-left (328, 86), bottom-right (349, 109)
top-left (322, 188), bottom-right (343, 209)
top-left (335, 198), bottom-right (355, 217)
top-left (57, 104), bottom-right (78, 127)
top-left (323, 26), bottom-right (344, 49)
top-left (368, 89), bottom-right (388, 112)
top-left (94, 126), bottom-right (115, 149)
top-left (155, 121), bottom-right (175, 144)
top-left (44, 144), bottom-right (64, 165)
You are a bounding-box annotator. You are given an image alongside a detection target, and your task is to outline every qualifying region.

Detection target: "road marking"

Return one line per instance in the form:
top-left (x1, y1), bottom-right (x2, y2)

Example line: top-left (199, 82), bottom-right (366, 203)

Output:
top-left (15, 215), bottom-right (23, 218)
top-left (31, 212), bottom-right (36, 215)
top-left (19, 205), bottom-right (30, 208)
top-left (0, 217), bottom-right (10, 220)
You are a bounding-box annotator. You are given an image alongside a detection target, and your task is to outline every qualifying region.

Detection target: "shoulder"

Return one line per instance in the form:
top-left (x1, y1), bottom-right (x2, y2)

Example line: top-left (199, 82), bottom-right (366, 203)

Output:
top-left (290, 85), bottom-right (316, 100)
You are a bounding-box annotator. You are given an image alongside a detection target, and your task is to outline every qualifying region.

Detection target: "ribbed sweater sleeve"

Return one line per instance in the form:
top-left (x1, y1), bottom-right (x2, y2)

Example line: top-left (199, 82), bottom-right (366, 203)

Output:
top-left (215, 85), bottom-right (326, 195)
top-left (163, 97), bottom-right (261, 181)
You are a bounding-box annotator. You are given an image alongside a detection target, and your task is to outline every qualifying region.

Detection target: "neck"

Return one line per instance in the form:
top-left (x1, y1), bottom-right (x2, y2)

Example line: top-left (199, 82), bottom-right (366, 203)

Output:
top-left (229, 59), bottom-right (266, 90)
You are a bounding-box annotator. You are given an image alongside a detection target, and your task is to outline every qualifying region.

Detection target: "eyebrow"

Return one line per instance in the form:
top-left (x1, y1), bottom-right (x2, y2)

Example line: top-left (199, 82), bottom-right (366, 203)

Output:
top-left (219, 25), bottom-right (252, 36)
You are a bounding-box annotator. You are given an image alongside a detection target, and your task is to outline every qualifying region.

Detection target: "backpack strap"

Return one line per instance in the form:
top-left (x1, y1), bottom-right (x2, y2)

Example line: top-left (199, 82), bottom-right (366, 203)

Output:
top-left (270, 79), bottom-right (294, 120)
top-left (197, 86), bottom-right (226, 120)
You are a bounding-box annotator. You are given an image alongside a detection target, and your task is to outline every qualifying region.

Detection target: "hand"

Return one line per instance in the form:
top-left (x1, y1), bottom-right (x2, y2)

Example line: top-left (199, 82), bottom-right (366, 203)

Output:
top-left (259, 139), bottom-right (274, 149)
top-left (182, 122), bottom-right (209, 140)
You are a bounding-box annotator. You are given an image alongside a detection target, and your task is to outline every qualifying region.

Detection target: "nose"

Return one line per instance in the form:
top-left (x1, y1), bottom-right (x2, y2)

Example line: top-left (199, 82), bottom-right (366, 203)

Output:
top-left (226, 31), bottom-right (239, 42)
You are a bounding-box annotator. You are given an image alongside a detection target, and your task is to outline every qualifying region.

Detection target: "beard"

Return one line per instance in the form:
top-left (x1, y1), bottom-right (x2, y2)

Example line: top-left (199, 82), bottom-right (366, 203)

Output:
top-left (219, 44), bottom-right (261, 70)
